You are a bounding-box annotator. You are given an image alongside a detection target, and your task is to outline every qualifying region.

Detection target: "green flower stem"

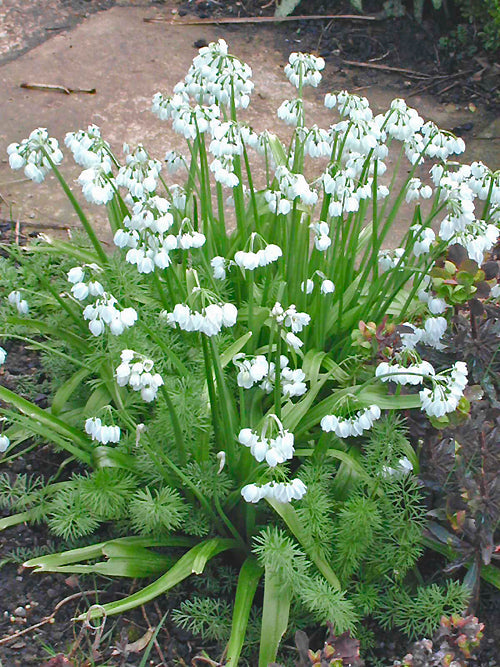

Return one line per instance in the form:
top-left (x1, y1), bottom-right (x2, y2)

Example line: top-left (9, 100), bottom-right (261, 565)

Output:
top-left (209, 337), bottom-right (238, 467)
top-left (286, 201), bottom-right (299, 297)
top-left (214, 495), bottom-right (247, 551)
top-left (480, 176), bottom-right (495, 221)
top-left (232, 156), bottom-right (247, 241)
top-left (152, 271), bottom-right (170, 310)
top-left (44, 154), bottom-right (108, 266)
top-left (247, 270), bottom-right (255, 350)
top-left (215, 181), bottom-right (227, 255)
top-left (238, 385), bottom-right (247, 427)
top-left (371, 160), bottom-right (379, 282)
top-left (141, 324), bottom-right (189, 377)
top-left (196, 133), bottom-right (216, 239)
top-left (242, 143), bottom-right (259, 232)
top-left (274, 332), bottom-right (282, 421)
top-left (245, 504), bottom-right (256, 541)
top-left (160, 385), bottom-right (187, 466)
top-left (201, 334), bottom-right (224, 451)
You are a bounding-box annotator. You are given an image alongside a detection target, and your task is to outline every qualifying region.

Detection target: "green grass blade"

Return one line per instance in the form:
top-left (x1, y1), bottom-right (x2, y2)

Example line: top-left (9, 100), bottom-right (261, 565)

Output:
top-left (225, 557), bottom-right (263, 666)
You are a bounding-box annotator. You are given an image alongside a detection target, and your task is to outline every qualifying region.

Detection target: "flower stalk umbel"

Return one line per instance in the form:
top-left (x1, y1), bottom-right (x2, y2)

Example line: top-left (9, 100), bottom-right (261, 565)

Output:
top-left (3, 39), bottom-right (500, 664)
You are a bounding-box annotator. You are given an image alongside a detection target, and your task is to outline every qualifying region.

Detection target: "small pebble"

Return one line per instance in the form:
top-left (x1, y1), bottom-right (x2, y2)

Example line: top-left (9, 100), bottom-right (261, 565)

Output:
top-left (14, 606), bottom-right (26, 617)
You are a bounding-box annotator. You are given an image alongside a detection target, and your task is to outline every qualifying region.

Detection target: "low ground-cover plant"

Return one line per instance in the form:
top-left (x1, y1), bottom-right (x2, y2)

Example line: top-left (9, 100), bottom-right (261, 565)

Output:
top-left (1, 40), bottom-right (500, 664)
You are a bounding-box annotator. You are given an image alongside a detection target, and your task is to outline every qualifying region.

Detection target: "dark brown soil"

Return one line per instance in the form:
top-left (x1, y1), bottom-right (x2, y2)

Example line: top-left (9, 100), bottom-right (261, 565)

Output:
top-left (187, 0), bottom-right (500, 110)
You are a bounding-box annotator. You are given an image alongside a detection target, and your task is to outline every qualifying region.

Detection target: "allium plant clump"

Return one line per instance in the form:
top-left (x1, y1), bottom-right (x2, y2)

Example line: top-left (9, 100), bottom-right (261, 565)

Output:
top-left (2, 39), bottom-right (500, 664)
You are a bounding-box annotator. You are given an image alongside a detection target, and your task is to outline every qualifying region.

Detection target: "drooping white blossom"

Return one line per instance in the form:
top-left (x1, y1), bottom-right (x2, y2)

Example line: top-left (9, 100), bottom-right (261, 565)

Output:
top-left (321, 405), bottom-right (381, 437)
top-left (115, 350), bottom-right (164, 402)
top-left (0, 435), bottom-right (10, 453)
top-left (65, 125), bottom-right (111, 168)
top-left (7, 128), bottom-right (63, 183)
top-left (419, 361), bottom-right (468, 418)
top-left (85, 417), bottom-right (121, 444)
top-left (8, 290), bottom-right (29, 315)
top-left (166, 302), bottom-right (237, 336)
top-left (241, 478), bottom-right (307, 503)
top-left (285, 52), bottom-right (325, 88)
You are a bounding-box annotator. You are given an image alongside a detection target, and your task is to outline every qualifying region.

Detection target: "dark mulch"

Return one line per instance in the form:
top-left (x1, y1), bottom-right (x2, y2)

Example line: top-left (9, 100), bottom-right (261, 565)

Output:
top-left (180, 0), bottom-right (499, 111)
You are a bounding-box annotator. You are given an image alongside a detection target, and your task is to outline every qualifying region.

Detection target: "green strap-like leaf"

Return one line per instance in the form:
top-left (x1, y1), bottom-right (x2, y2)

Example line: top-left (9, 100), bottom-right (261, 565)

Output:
top-left (296, 384), bottom-right (421, 436)
top-left (74, 537), bottom-right (238, 619)
top-left (258, 565), bottom-right (291, 667)
top-left (27, 240), bottom-right (98, 264)
top-left (225, 558), bottom-right (263, 666)
top-left (24, 536), bottom-right (195, 570)
top-left (0, 510), bottom-right (37, 532)
top-left (0, 385), bottom-right (93, 463)
top-left (6, 317), bottom-right (88, 351)
top-left (51, 367), bottom-right (91, 415)
top-left (219, 331), bottom-right (253, 368)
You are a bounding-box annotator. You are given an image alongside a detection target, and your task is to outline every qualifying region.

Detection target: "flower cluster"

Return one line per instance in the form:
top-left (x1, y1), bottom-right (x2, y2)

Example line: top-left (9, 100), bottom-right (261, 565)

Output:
top-left (183, 38), bottom-right (254, 108)
top-left (323, 170), bottom-right (377, 218)
top-left (166, 302), bottom-right (237, 336)
top-left (411, 225), bottom-right (436, 257)
top-left (378, 248), bottom-right (405, 272)
top-left (234, 243), bottom-right (282, 271)
top-left (275, 165), bottom-right (318, 207)
top-left (115, 207), bottom-right (205, 274)
top-left (382, 456), bottom-right (414, 478)
top-left (376, 358), bottom-right (435, 385)
top-left (419, 361), bottom-right (468, 418)
top-left (277, 98), bottom-right (304, 126)
top-left (233, 354), bottom-right (307, 397)
top-left (65, 125), bottom-right (111, 168)
top-left (83, 294), bottom-right (138, 337)
top-left (238, 426), bottom-right (295, 468)
top-left (67, 265), bottom-right (104, 301)
top-left (301, 273), bottom-right (335, 295)
top-left (115, 350), bottom-right (164, 402)
top-left (400, 317), bottom-right (448, 351)
top-left (116, 144), bottom-right (161, 198)
top-left (84, 418), bottom-right (121, 444)
top-left (321, 405), bottom-right (382, 438)
top-left (310, 221), bottom-right (332, 251)
top-left (271, 302), bottom-right (311, 350)
top-left (77, 162), bottom-right (115, 205)
top-left (241, 479), bottom-right (307, 503)
top-left (7, 128), bottom-right (63, 183)
top-left (8, 291), bottom-right (29, 315)
top-left (284, 52), bottom-right (325, 88)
